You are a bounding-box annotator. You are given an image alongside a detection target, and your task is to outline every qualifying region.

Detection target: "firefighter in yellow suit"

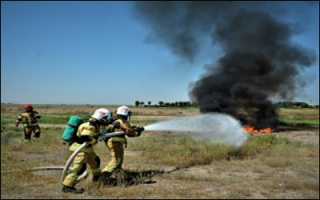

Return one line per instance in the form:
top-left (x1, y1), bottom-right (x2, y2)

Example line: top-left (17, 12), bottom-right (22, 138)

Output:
top-left (15, 104), bottom-right (41, 141)
top-left (100, 106), bottom-right (144, 183)
top-left (61, 108), bottom-right (114, 194)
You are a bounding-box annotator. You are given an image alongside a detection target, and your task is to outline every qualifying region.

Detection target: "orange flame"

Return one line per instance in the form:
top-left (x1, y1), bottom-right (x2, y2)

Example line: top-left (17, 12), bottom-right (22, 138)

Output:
top-left (243, 125), bottom-right (273, 134)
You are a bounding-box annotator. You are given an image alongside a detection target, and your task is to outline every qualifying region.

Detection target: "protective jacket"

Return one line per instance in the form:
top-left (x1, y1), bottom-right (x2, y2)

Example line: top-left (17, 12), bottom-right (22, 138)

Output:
top-left (69, 118), bottom-right (100, 153)
top-left (16, 111), bottom-right (40, 127)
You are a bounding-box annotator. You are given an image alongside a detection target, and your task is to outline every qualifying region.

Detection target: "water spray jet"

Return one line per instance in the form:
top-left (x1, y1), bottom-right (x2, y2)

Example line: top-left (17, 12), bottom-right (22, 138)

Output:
top-left (144, 113), bottom-right (249, 147)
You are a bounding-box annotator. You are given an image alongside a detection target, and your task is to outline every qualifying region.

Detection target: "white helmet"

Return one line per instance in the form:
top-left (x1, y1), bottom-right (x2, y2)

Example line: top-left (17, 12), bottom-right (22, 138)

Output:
top-left (92, 108), bottom-right (112, 124)
top-left (116, 106), bottom-right (131, 116)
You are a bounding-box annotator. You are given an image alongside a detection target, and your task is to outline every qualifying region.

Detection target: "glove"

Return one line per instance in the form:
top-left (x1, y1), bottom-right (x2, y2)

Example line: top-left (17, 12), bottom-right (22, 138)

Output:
top-left (112, 121), bottom-right (121, 129)
top-left (15, 122), bottom-right (19, 127)
top-left (100, 130), bottom-right (107, 136)
top-left (36, 116), bottom-right (41, 119)
top-left (133, 126), bottom-right (144, 136)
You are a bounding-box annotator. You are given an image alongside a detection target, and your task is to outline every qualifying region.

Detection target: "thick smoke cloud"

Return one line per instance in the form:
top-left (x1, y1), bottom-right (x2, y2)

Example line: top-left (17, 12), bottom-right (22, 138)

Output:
top-left (133, 1), bottom-right (317, 129)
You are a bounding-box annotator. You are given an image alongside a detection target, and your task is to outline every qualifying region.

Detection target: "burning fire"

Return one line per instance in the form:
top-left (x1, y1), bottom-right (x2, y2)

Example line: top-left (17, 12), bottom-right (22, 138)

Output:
top-left (243, 125), bottom-right (273, 134)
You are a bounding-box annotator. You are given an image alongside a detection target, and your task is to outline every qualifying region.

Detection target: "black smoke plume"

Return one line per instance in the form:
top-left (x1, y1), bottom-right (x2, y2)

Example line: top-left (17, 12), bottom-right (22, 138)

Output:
top-left (133, 2), bottom-right (316, 129)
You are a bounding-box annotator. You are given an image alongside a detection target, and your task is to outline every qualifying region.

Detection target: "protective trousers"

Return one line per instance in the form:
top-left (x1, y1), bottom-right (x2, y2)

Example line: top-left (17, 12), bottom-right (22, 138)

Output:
top-left (63, 151), bottom-right (101, 187)
top-left (23, 125), bottom-right (41, 140)
top-left (102, 140), bottom-right (124, 173)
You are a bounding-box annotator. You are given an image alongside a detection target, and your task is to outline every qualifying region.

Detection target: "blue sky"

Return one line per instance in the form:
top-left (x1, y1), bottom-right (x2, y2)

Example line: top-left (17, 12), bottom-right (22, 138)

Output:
top-left (1, 1), bottom-right (319, 105)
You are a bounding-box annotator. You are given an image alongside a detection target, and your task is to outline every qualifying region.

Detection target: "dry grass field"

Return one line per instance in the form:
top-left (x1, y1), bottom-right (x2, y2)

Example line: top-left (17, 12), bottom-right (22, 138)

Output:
top-left (1, 104), bottom-right (319, 199)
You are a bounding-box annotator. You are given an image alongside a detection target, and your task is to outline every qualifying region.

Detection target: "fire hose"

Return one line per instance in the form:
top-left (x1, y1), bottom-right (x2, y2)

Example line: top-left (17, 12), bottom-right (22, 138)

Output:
top-left (61, 131), bottom-right (125, 182)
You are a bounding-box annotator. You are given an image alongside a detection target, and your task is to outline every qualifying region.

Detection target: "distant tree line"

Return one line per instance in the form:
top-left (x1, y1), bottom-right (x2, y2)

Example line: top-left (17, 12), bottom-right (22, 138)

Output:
top-left (135, 100), bottom-right (318, 109)
top-left (134, 100), bottom-right (197, 107)
top-left (274, 101), bottom-right (318, 108)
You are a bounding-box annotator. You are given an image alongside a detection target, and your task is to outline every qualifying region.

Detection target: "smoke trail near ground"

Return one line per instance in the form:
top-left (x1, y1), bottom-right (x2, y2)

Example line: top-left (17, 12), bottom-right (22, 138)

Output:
top-left (133, 2), bottom-right (317, 130)
top-left (144, 113), bottom-right (249, 147)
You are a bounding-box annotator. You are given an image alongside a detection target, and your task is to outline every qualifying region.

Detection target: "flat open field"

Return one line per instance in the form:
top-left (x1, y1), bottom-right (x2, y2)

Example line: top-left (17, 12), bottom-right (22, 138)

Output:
top-left (1, 104), bottom-right (319, 199)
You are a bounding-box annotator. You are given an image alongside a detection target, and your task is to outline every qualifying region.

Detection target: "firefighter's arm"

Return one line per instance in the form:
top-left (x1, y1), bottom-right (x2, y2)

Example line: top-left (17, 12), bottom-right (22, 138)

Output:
top-left (21, 113), bottom-right (30, 127)
top-left (78, 126), bottom-right (98, 145)
top-left (15, 115), bottom-right (22, 126)
top-left (99, 123), bottom-right (114, 135)
top-left (107, 122), bottom-right (120, 132)
top-left (120, 122), bottom-right (135, 137)
top-left (122, 122), bottom-right (143, 137)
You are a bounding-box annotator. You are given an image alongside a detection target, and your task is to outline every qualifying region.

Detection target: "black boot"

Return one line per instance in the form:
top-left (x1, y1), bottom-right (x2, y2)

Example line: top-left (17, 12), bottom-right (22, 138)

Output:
top-left (24, 134), bottom-right (31, 142)
top-left (92, 174), bottom-right (101, 182)
top-left (34, 132), bottom-right (40, 138)
top-left (61, 185), bottom-right (84, 194)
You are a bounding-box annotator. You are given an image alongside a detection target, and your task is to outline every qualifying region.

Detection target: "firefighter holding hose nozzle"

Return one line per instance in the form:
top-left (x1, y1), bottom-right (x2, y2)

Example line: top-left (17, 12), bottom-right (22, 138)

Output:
top-left (15, 104), bottom-right (41, 142)
top-left (100, 105), bottom-right (144, 183)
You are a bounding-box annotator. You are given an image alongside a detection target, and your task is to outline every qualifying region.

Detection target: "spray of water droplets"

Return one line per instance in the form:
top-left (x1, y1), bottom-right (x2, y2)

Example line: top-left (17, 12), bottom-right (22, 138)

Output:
top-left (144, 113), bottom-right (249, 147)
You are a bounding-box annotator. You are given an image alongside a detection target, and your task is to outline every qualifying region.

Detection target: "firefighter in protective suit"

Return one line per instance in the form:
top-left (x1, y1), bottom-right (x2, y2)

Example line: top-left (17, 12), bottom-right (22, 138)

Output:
top-left (61, 108), bottom-right (114, 194)
top-left (100, 106), bottom-right (144, 183)
top-left (15, 104), bottom-right (41, 141)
